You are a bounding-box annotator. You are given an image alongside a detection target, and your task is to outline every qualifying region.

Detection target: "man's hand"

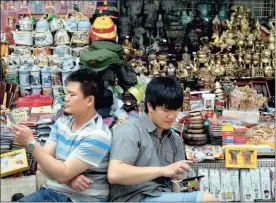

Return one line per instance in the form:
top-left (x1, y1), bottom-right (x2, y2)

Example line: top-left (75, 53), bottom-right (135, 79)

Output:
top-left (68, 175), bottom-right (93, 192)
top-left (161, 160), bottom-right (193, 179)
top-left (188, 179), bottom-right (200, 192)
top-left (11, 124), bottom-right (34, 147)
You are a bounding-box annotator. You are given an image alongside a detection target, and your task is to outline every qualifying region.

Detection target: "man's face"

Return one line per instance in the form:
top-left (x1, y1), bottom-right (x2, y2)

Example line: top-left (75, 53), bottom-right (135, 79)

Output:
top-left (149, 104), bottom-right (180, 130)
top-left (64, 82), bottom-right (92, 115)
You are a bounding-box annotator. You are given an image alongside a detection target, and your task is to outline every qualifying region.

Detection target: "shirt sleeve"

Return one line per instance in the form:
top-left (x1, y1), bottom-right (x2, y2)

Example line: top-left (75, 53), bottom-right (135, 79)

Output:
top-left (110, 123), bottom-right (140, 165)
top-left (173, 133), bottom-right (186, 162)
top-left (69, 129), bottom-right (112, 167)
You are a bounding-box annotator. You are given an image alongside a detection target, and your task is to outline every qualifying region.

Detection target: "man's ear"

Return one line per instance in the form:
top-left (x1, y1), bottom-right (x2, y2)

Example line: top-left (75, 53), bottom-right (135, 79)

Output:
top-left (87, 95), bottom-right (95, 107)
top-left (147, 102), bottom-right (153, 113)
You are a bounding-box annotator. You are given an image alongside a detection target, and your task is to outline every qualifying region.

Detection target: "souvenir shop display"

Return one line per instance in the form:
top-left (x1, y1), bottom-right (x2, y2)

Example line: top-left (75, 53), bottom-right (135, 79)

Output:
top-left (0, 0), bottom-right (275, 202)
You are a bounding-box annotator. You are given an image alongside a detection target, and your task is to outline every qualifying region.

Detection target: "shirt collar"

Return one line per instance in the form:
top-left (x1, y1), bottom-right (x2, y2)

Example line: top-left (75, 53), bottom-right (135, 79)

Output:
top-left (140, 112), bottom-right (172, 137)
top-left (140, 112), bottom-right (156, 133)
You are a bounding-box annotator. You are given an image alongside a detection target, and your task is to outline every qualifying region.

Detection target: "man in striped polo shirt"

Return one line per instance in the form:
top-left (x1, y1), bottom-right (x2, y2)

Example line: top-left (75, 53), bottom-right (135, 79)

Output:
top-left (12, 69), bottom-right (112, 202)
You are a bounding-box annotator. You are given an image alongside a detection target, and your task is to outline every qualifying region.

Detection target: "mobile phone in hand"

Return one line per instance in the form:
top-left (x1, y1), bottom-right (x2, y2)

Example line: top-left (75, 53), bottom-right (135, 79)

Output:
top-left (182, 175), bottom-right (205, 182)
top-left (6, 112), bottom-right (17, 125)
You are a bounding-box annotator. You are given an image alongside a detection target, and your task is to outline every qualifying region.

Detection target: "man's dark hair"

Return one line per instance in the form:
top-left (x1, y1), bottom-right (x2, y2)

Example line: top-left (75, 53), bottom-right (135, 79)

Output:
top-left (144, 77), bottom-right (183, 113)
top-left (66, 68), bottom-right (104, 109)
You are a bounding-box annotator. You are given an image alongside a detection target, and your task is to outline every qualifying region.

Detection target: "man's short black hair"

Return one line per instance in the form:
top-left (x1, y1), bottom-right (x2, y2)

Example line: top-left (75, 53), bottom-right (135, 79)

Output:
top-left (144, 77), bottom-right (183, 113)
top-left (66, 68), bottom-right (104, 109)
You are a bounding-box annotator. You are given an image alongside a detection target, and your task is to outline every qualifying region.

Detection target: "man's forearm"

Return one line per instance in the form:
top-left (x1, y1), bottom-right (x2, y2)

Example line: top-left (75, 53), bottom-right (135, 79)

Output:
top-left (37, 164), bottom-right (54, 179)
top-left (108, 162), bottom-right (164, 185)
top-left (32, 144), bottom-right (69, 183)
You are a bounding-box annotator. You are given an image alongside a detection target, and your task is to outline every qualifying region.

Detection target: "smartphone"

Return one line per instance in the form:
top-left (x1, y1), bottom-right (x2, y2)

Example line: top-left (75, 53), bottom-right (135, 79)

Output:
top-left (182, 175), bottom-right (205, 182)
top-left (6, 112), bottom-right (17, 125)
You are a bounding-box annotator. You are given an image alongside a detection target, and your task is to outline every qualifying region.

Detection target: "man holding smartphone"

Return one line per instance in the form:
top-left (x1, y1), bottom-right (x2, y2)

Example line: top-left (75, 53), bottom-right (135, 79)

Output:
top-left (108, 77), bottom-right (217, 202)
top-left (11, 69), bottom-right (112, 202)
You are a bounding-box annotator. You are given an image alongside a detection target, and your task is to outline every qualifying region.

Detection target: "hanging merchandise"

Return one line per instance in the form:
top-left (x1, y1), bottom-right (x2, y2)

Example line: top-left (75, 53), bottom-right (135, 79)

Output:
top-left (90, 16), bottom-right (116, 41)
top-left (95, 0), bottom-right (118, 19)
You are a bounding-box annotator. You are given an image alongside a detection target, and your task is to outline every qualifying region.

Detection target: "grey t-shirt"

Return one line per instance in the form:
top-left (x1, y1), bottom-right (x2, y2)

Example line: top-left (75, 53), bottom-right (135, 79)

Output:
top-left (109, 112), bottom-right (185, 202)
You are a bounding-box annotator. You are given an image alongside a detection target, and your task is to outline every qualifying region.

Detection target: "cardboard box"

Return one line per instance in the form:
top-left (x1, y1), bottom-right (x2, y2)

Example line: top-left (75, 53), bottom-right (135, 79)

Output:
top-left (1, 149), bottom-right (29, 177)
top-left (225, 146), bottom-right (257, 169)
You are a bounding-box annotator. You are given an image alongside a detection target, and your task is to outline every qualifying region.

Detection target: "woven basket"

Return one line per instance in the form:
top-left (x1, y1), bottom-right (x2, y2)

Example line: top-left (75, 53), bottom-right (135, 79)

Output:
top-left (1, 175), bottom-right (36, 201)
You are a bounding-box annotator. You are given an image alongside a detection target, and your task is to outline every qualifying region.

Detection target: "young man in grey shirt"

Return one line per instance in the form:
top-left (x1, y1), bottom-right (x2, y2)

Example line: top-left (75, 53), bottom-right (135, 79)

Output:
top-left (108, 77), bottom-right (218, 202)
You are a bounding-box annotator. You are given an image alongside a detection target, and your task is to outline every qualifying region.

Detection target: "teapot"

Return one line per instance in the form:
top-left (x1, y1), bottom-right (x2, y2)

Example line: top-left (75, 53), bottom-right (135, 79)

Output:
top-left (49, 55), bottom-right (62, 67)
top-left (19, 15), bottom-right (33, 31)
top-left (35, 53), bottom-right (49, 67)
top-left (34, 30), bottom-right (53, 46)
top-left (63, 10), bottom-right (78, 32)
top-left (53, 45), bottom-right (72, 57)
top-left (7, 53), bottom-right (21, 68)
top-left (1, 31), bottom-right (7, 42)
top-left (50, 17), bottom-right (64, 32)
top-left (54, 29), bottom-right (70, 45)
top-left (77, 12), bottom-right (91, 31)
top-left (12, 30), bottom-right (33, 46)
top-left (61, 55), bottom-right (75, 69)
top-left (36, 15), bottom-right (50, 32)
top-left (20, 54), bottom-right (34, 69)
top-left (13, 46), bottom-right (32, 56)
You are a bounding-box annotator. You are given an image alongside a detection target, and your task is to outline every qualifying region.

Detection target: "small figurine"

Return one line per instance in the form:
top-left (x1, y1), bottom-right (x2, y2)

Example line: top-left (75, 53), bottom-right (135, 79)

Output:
top-left (182, 87), bottom-right (191, 111)
top-left (87, 1), bottom-right (95, 14)
top-left (156, 14), bottom-right (164, 39)
top-left (1, 1), bottom-right (4, 10)
top-left (45, 1), bottom-right (55, 14)
top-left (167, 63), bottom-right (176, 77)
top-left (21, 0), bottom-right (30, 13)
top-left (212, 15), bottom-right (221, 34)
top-left (198, 3), bottom-right (211, 22)
top-left (118, 6), bottom-right (131, 40)
top-left (73, 0), bottom-right (80, 12)
top-left (7, 0), bottom-right (16, 11)
top-left (181, 11), bottom-right (193, 28)
top-left (177, 61), bottom-right (189, 78)
top-left (218, 4), bottom-right (228, 21)
top-left (158, 54), bottom-right (167, 74)
top-left (182, 46), bottom-right (192, 65)
top-left (146, 39), bottom-right (160, 54)
top-left (136, 59), bottom-right (148, 76)
top-left (59, 1), bottom-right (67, 13)
top-left (33, 1), bottom-right (43, 14)
top-left (6, 16), bottom-right (16, 32)
top-left (153, 62), bottom-right (160, 75)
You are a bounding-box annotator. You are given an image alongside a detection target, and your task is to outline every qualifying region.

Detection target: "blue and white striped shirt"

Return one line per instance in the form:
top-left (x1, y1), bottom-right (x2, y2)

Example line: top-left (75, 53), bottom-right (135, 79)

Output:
top-left (45, 114), bottom-right (111, 202)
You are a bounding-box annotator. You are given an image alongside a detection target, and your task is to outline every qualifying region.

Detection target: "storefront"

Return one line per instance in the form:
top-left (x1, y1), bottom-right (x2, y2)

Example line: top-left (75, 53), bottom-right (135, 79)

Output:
top-left (0, 0), bottom-right (275, 202)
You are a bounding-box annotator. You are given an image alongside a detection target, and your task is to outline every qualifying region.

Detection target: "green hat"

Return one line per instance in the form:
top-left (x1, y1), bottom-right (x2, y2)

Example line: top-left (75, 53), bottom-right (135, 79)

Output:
top-left (91, 41), bottom-right (124, 58)
top-left (80, 49), bottom-right (123, 72)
